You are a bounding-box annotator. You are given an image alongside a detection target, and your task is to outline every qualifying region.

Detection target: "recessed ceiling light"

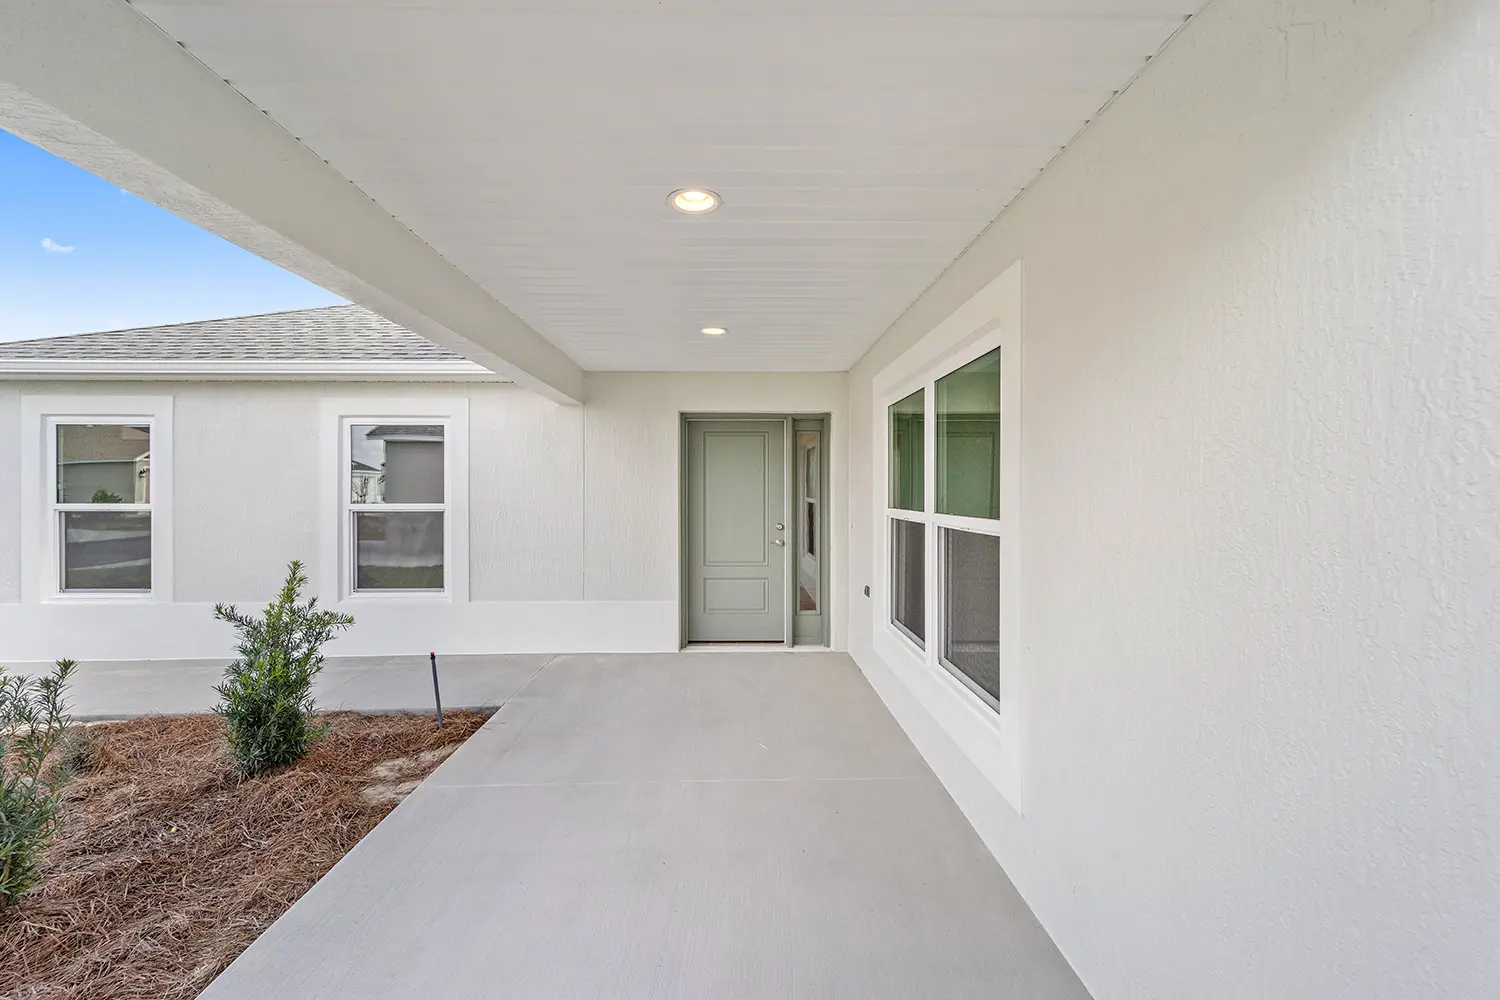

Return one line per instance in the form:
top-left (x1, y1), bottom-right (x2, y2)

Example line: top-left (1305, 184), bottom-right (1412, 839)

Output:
top-left (700, 326), bottom-right (728, 337)
top-left (670, 188), bottom-right (721, 214)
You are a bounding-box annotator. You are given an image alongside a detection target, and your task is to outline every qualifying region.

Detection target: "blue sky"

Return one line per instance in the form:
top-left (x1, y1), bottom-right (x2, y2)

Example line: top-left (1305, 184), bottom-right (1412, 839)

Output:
top-left (0, 128), bottom-right (345, 342)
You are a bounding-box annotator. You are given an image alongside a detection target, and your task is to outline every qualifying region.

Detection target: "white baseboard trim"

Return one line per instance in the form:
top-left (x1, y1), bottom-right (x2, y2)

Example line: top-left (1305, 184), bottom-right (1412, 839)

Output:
top-left (0, 599), bottom-right (678, 661)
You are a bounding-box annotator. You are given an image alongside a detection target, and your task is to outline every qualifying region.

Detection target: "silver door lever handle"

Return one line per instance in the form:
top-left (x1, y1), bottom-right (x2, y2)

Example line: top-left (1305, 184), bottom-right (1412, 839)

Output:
top-left (773, 539), bottom-right (786, 547)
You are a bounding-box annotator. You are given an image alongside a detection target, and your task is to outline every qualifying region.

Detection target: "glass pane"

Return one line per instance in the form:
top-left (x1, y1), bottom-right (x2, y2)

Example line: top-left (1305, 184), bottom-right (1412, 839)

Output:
top-left (888, 389), bottom-right (924, 511)
top-left (797, 432), bottom-right (820, 614)
top-left (62, 511), bottom-right (151, 591)
top-left (936, 348), bottom-right (1000, 519)
top-left (891, 518), bottom-right (925, 646)
top-left (350, 424), bottom-right (445, 504)
top-left (942, 529), bottom-right (1000, 708)
top-left (354, 511), bottom-right (444, 590)
top-left (56, 424), bottom-right (151, 504)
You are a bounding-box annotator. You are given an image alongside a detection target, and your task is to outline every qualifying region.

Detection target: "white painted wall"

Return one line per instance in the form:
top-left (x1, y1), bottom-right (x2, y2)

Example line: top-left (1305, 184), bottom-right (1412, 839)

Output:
top-left (0, 373), bottom-right (845, 661)
top-left (847, 1), bottom-right (1500, 998)
top-left (0, 385), bottom-right (20, 603)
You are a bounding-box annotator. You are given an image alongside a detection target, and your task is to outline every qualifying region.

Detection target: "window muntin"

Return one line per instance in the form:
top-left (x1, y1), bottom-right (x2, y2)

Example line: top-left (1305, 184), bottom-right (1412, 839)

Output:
top-left (53, 422), bottom-right (152, 593)
top-left (936, 348), bottom-right (1000, 519)
top-left (347, 422), bottom-right (446, 593)
top-left (888, 389), bottom-right (925, 512)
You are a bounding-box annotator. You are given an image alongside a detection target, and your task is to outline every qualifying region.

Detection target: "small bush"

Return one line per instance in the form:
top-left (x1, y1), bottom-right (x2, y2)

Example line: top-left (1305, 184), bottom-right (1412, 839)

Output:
top-left (89, 488), bottom-right (124, 504)
top-left (213, 560), bottom-right (354, 777)
top-left (0, 658), bottom-right (79, 907)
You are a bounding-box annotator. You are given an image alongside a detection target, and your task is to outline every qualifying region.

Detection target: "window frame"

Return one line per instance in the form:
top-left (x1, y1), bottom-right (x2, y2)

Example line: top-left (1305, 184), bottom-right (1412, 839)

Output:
top-left (873, 295), bottom-right (1023, 808)
top-left (883, 340), bottom-right (1012, 697)
top-left (20, 395), bottom-right (174, 604)
top-left (320, 399), bottom-right (469, 604)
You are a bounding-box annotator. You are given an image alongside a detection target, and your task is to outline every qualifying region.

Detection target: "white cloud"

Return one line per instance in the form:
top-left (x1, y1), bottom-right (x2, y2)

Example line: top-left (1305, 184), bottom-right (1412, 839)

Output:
top-left (40, 238), bottom-right (75, 253)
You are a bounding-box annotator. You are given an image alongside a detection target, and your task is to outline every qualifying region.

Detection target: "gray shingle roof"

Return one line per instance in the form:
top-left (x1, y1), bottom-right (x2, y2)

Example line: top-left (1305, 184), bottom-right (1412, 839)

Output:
top-left (0, 305), bottom-right (468, 363)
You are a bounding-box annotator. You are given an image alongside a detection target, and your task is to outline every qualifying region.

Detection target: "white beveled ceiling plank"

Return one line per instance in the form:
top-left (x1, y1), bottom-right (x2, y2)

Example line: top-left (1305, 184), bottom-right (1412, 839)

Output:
top-left (17, 0), bottom-right (1201, 374)
top-left (130, 0), bottom-right (1197, 371)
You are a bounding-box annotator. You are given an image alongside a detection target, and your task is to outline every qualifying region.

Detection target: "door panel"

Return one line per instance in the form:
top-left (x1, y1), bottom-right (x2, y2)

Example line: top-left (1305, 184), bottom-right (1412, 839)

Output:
top-left (685, 420), bottom-right (787, 642)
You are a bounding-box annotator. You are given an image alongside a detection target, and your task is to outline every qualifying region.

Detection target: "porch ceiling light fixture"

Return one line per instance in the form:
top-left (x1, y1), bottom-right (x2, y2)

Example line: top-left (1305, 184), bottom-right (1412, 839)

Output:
top-left (669, 188), bottom-right (721, 214)
top-left (700, 326), bottom-right (728, 336)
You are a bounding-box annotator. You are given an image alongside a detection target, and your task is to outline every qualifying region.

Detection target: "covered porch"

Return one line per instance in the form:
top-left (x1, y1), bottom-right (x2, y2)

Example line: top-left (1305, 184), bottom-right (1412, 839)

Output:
top-left (63, 651), bottom-right (1087, 999)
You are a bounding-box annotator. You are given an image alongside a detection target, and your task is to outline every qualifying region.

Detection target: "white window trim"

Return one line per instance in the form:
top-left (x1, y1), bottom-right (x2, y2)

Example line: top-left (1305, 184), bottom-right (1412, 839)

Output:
top-left (318, 398), bottom-right (469, 605)
top-left (20, 394), bottom-right (174, 604)
top-left (871, 262), bottom-right (1025, 813)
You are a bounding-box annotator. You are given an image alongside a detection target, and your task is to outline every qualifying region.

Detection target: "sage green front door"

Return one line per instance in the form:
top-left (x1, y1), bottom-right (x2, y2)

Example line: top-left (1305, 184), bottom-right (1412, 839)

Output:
top-left (684, 419), bottom-right (787, 642)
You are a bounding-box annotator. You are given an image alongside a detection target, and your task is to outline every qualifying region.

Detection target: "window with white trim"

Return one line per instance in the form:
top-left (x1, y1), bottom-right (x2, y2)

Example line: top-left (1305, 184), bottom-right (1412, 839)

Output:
top-left (886, 345), bottom-right (1008, 713)
top-left (50, 421), bottom-right (154, 593)
top-left (345, 421), bottom-right (447, 592)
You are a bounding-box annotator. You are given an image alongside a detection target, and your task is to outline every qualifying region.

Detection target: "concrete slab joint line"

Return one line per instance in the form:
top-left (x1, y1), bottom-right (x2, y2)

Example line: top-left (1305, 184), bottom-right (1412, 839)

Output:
top-left (53, 651), bottom-right (1091, 999)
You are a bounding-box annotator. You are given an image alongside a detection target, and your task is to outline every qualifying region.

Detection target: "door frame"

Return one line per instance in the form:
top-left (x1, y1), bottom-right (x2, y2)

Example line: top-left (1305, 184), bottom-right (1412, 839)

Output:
top-left (679, 413), bottom-right (830, 649)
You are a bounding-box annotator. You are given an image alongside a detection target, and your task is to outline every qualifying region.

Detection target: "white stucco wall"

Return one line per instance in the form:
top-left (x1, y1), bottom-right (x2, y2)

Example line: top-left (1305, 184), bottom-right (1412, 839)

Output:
top-left (0, 384), bottom-right (21, 603)
top-left (0, 373), bottom-right (845, 660)
top-left (847, 1), bottom-right (1500, 998)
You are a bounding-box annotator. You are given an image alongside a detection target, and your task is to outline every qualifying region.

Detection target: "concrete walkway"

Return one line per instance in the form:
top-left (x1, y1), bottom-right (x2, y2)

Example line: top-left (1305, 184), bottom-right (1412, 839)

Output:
top-left (27, 653), bottom-right (554, 719)
top-left (68, 651), bottom-right (1088, 999)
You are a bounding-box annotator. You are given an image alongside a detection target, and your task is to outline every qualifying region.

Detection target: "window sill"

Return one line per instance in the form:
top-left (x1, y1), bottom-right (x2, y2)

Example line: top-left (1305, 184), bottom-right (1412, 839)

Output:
top-left (340, 590), bottom-right (452, 602)
top-left (43, 592), bottom-right (156, 605)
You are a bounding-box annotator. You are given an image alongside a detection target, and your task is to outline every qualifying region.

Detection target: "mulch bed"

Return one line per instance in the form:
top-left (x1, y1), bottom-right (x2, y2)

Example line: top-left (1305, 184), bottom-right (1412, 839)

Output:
top-left (0, 710), bottom-right (490, 1000)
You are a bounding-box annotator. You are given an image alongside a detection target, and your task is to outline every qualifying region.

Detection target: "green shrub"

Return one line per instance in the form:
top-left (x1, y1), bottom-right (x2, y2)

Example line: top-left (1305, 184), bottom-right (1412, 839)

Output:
top-left (212, 561), bottom-right (354, 777)
top-left (89, 488), bottom-right (124, 504)
top-left (0, 658), bottom-right (79, 907)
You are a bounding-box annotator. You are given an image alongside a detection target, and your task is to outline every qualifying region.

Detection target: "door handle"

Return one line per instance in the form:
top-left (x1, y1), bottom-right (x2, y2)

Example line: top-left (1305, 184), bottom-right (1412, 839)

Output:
top-left (773, 539), bottom-right (786, 547)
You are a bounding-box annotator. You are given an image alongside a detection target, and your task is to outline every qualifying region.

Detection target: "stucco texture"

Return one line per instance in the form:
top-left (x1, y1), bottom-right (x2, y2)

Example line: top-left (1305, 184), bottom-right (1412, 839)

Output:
top-left (0, 385), bottom-right (20, 603)
top-left (847, 0), bottom-right (1500, 998)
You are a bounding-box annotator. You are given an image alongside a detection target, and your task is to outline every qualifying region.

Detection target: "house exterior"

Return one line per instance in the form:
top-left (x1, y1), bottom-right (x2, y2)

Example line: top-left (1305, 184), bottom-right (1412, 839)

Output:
top-left (0, 306), bottom-right (847, 660)
top-left (1, 0), bottom-right (1496, 998)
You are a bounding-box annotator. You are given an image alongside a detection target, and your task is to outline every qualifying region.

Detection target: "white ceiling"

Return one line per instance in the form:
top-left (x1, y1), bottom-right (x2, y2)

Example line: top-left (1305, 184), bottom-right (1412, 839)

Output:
top-left (133, 0), bottom-right (1197, 372)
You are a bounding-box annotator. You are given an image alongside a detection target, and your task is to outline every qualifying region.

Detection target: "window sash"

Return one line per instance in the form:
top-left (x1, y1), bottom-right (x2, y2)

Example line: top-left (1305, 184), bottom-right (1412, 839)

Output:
top-left (340, 416), bottom-right (451, 596)
top-left (48, 418), bottom-right (156, 594)
top-left (881, 336), bottom-right (1010, 715)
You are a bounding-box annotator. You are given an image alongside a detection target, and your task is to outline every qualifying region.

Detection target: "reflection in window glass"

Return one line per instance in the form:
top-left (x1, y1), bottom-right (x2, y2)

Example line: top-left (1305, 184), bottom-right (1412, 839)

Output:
top-left (56, 424), bottom-right (151, 504)
top-left (891, 518), bottom-right (925, 646)
top-left (354, 511), bottom-right (444, 590)
top-left (350, 425), bottom-right (445, 504)
top-left (62, 511), bottom-right (151, 591)
top-left (888, 389), bottom-right (924, 512)
top-left (942, 528), bottom-right (1000, 707)
top-left (798, 432), bottom-right (821, 613)
top-left (936, 348), bottom-right (1000, 519)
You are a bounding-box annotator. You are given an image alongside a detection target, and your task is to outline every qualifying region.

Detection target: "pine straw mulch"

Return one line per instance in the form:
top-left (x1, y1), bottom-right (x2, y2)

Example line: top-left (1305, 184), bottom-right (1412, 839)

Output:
top-left (0, 710), bottom-right (491, 1000)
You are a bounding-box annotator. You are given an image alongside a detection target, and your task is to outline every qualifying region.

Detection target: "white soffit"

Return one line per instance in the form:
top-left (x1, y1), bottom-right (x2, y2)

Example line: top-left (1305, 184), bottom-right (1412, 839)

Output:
top-left (134, 0), bottom-right (1197, 372)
